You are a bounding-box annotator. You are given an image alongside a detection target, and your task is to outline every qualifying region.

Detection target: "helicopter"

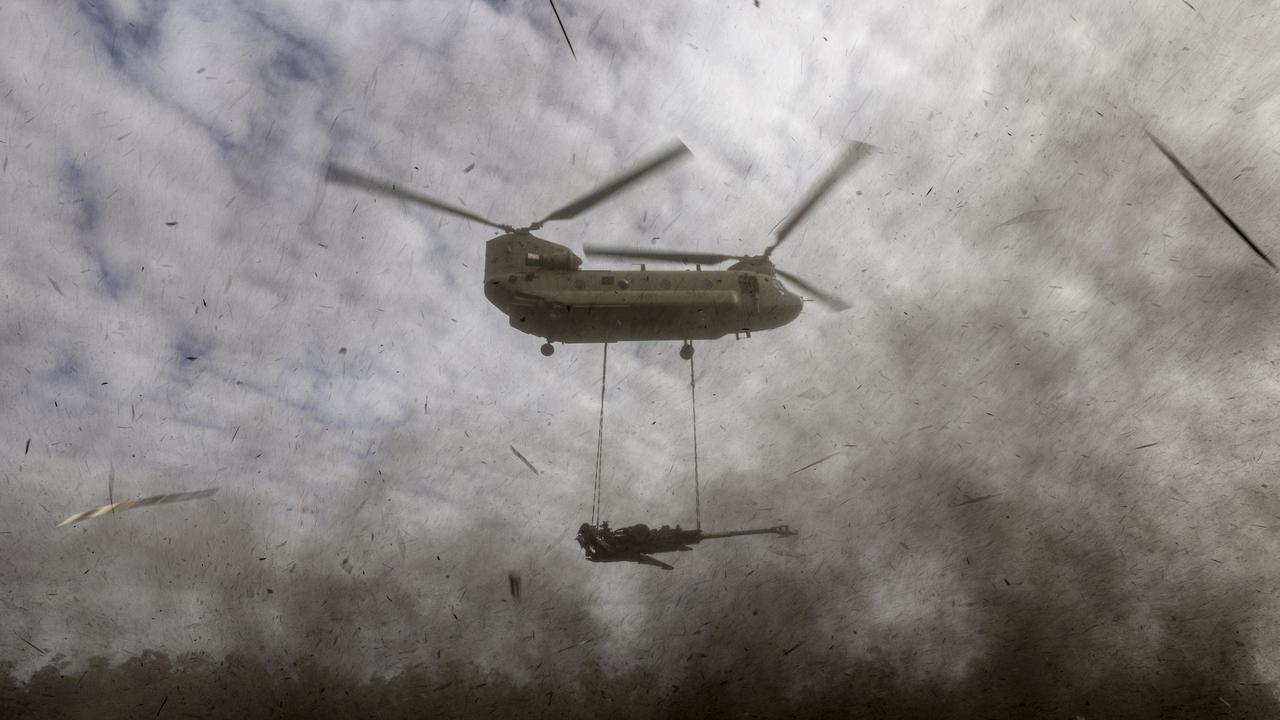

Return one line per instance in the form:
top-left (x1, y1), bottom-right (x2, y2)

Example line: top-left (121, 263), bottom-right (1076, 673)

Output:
top-left (325, 139), bottom-right (874, 357)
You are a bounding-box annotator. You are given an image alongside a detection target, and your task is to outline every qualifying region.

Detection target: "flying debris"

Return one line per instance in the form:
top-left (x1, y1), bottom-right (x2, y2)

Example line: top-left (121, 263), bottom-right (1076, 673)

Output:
top-left (557, 637), bottom-right (594, 653)
top-left (994, 207), bottom-right (1062, 229)
top-left (576, 521), bottom-right (796, 570)
top-left (510, 445), bottom-right (540, 475)
top-left (547, 0), bottom-right (576, 59)
top-left (951, 493), bottom-right (999, 507)
top-left (56, 488), bottom-right (220, 527)
top-left (14, 633), bottom-right (45, 655)
top-left (1145, 130), bottom-right (1275, 270)
top-left (796, 386), bottom-right (832, 401)
top-left (787, 451), bottom-right (841, 477)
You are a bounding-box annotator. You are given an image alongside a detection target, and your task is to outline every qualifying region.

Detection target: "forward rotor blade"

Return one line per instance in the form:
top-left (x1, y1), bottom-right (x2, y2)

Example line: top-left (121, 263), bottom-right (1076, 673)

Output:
top-left (1145, 131), bottom-right (1275, 270)
top-left (325, 164), bottom-right (512, 232)
top-left (767, 141), bottom-right (877, 257)
top-left (775, 268), bottom-right (851, 312)
top-left (536, 141), bottom-right (692, 225)
top-left (581, 245), bottom-right (739, 265)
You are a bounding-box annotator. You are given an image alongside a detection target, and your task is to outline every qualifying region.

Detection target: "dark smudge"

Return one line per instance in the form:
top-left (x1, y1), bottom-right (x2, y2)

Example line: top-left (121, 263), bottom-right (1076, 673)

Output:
top-left (2, 560), bottom-right (1274, 720)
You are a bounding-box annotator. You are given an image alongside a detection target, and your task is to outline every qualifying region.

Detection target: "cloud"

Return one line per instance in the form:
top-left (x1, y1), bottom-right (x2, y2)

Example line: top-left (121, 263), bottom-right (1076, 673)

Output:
top-left (2, 0), bottom-right (1280, 712)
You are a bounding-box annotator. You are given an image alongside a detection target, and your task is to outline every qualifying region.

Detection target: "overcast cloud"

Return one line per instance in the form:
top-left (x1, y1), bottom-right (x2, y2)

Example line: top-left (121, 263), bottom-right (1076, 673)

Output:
top-left (3, 0), bottom-right (1280, 714)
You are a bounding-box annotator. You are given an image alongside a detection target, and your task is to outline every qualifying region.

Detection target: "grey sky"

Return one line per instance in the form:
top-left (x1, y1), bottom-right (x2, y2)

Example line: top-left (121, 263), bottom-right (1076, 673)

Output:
top-left (3, 0), bottom-right (1280, 702)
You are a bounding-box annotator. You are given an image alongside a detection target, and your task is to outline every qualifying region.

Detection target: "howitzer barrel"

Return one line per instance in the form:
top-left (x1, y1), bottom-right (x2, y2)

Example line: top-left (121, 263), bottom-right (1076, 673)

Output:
top-left (699, 524), bottom-right (796, 540)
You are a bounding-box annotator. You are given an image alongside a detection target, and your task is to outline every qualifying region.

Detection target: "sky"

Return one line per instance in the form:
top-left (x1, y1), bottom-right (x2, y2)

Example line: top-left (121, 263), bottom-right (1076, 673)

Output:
top-left (3, 0), bottom-right (1280, 714)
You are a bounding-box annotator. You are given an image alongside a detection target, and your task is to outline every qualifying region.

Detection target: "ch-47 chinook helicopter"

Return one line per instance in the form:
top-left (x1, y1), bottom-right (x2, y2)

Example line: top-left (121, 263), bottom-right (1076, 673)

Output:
top-left (325, 139), bottom-right (873, 357)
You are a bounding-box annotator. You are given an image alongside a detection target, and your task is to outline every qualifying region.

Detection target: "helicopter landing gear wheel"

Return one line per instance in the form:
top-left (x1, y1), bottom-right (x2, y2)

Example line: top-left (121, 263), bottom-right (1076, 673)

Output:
top-left (541, 342), bottom-right (555, 357)
top-left (679, 342), bottom-right (694, 361)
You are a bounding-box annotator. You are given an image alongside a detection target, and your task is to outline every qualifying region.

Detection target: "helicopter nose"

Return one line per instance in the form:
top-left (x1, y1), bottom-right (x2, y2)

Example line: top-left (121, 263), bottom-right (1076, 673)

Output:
top-left (784, 291), bottom-right (804, 321)
top-left (762, 289), bottom-right (803, 328)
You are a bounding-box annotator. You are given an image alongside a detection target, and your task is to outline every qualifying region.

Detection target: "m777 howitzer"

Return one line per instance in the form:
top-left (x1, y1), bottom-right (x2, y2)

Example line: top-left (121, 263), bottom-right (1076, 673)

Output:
top-left (576, 521), bottom-right (797, 570)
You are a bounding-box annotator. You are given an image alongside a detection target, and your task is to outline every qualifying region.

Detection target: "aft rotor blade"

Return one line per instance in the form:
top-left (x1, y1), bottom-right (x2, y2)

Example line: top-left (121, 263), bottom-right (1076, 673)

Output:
top-left (536, 141), bottom-right (692, 225)
top-left (325, 164), bottom-right (512, 232)
top-left (581, 245), bottom-right (739, 265)
top-left (1145, 131), bottom-right (1276, 270)
top-left (767, 141), bottom-right (877, 257)
top-left (775, 268), bottom-right (851, 312)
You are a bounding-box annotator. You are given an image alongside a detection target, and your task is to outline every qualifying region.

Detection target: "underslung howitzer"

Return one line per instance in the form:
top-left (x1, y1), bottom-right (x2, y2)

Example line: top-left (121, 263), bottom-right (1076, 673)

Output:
top-left (576, 521), bottom-right (796, 570)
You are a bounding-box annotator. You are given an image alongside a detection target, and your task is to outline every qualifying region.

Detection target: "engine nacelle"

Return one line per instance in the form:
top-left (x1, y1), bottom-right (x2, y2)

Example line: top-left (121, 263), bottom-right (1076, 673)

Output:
top-left (525, 250), bottom-right (579, 270)
top-left (485, 233), bottom-right (582, 277)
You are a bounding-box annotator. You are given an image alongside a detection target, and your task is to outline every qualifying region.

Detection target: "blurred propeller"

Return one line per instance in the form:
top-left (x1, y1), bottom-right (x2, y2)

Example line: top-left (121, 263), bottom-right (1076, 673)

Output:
top-left (775, 268), bottom-right (851, 311)
top-left (766, 140), bottom-right (877, 257)
top-left (325, 140), bottom-right (691, 235)
top-left (325, 165), bottom-right (514, 232)
top-left (1145, 130), bottom-right (1275, 270)
top-left (534, 141), bottom-right (692, 227)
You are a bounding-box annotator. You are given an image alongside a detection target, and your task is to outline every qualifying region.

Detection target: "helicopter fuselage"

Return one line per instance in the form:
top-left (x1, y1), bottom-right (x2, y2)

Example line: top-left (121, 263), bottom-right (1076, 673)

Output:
top-left (483, 234), bottom-right (803, 344)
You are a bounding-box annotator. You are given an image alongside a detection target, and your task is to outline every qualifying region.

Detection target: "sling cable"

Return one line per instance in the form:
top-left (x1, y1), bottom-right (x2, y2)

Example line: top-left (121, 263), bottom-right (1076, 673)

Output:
top-left (575, 343), bottom-right (795, 571)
